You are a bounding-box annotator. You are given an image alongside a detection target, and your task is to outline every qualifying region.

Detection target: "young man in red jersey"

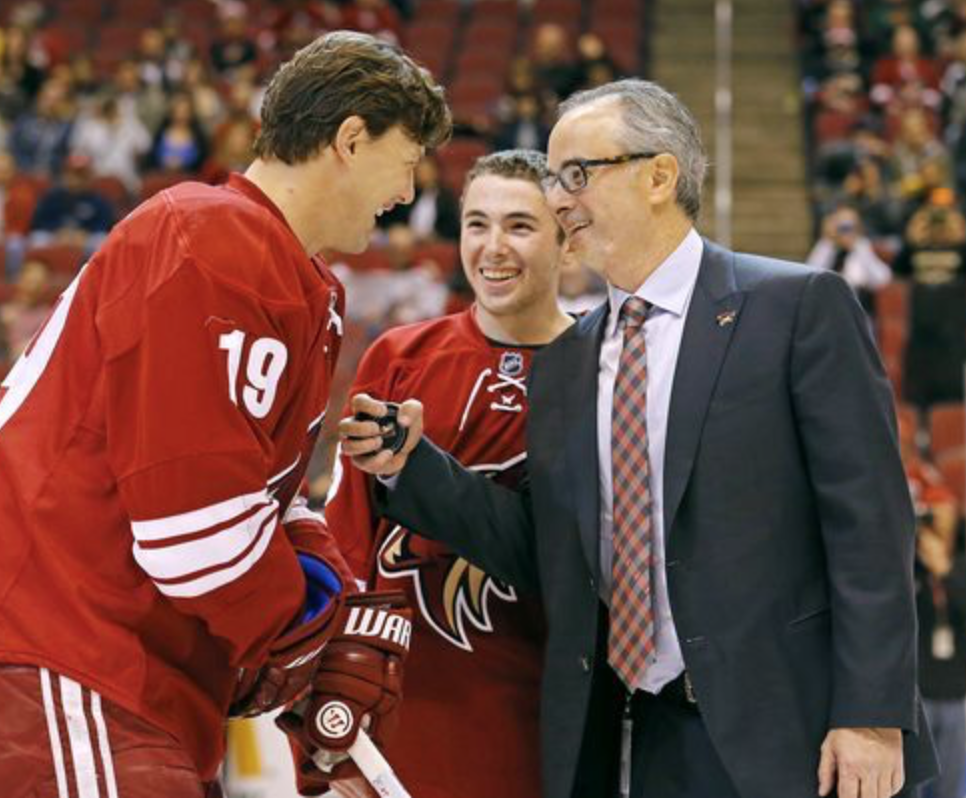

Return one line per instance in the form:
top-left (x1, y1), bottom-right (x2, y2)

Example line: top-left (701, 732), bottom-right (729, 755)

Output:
top-left (326, 150), bottom-right (573, 798)
top-left (0, 31), bottom-right (449, 798)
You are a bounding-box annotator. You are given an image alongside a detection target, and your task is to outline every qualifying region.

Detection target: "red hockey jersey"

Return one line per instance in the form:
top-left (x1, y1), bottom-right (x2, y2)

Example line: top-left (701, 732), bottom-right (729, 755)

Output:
top-left (0, 174), bottom-right (347, 779)
top-left (326, 309), bottom-right (545, 798)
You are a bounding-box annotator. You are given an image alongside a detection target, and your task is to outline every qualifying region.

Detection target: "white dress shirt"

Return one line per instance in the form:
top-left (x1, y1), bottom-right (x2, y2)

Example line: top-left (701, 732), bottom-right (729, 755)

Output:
top-left (597, 228), bottom-right (703, 693)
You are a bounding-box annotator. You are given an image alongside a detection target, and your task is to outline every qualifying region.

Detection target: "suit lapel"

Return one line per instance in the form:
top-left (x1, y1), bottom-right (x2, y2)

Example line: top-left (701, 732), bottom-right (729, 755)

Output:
top-left (559, 303), bottom-right (608, 583)
top-left (663, 240), bottom-right (744, 538)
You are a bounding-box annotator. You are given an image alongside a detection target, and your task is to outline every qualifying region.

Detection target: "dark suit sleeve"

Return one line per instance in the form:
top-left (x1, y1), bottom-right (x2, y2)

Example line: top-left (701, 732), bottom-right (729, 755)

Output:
top-left (790, 269), bottom-right (918, 731)
top-left (377, 437), bottom-right (541, 593)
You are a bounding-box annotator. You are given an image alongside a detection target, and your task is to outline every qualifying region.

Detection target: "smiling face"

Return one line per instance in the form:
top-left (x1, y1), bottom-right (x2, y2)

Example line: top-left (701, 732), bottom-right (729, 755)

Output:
top-left (460, 174), bottom-right (563, 327)
top-left (546, 99), bottom-right (653, 279)
top-left (323, 123), bottom-right (424, 254)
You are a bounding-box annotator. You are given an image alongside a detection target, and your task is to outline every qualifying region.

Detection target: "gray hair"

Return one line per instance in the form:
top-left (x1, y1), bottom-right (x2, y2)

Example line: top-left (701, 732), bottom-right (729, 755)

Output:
top-left (558, 79), bottom-right (707, 220)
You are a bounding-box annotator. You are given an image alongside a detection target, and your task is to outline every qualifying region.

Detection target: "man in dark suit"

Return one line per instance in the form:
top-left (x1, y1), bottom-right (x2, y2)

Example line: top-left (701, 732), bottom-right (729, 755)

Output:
top-left (339, 79), bottom-right (937, 798)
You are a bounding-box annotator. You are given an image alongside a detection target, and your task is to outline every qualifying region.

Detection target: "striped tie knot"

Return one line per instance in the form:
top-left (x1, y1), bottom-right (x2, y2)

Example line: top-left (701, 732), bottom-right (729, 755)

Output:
top-left (620, 296), bottom-right (649, 331)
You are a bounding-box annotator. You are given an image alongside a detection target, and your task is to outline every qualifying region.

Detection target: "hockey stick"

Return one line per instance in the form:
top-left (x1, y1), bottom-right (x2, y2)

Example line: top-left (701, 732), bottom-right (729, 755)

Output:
top-left (315, 728), bottom-right (411, 798)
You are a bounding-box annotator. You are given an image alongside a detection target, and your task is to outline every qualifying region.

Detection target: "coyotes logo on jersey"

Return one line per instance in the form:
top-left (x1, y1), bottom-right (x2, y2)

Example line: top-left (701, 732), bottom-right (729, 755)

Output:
top-left (375, 452), bottom-right (527, 652)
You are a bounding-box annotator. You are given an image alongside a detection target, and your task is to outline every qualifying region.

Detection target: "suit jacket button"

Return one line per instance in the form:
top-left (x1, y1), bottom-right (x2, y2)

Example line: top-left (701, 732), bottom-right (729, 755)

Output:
top-left (580, 655), bottom-right (592, 673)
top-left (589, 576), bottom-right (596, 591)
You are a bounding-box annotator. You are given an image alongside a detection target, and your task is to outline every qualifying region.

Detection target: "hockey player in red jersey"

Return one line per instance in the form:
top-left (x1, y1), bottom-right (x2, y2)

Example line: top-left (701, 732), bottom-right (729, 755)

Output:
top-left (0, 31), bottom-right (449, 798)
top-left (326, 150), bottom-right (573, 798)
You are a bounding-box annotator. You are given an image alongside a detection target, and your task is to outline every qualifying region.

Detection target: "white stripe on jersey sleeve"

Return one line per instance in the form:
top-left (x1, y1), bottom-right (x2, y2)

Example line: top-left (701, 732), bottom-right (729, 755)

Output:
top-left (282, 495), bottom-right (323, 525)
top-left (132, 500), bottom-right (278, 580)
top-left (154, 515), bottom-right (278, 598)
top-left (131, 489), bottom-right (268, 542)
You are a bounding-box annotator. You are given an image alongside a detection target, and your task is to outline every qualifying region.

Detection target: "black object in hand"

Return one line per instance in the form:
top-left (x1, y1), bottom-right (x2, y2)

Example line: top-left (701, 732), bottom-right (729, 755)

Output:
top-left (354, 402), bottom-right (408, 455)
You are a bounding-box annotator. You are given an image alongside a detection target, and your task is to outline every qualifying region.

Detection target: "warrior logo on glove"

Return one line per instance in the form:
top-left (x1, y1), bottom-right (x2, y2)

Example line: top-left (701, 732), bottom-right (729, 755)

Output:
top-left (316, 701), bottom-right (355, 739)
top-left (344, 606), bottom-right (413, 649)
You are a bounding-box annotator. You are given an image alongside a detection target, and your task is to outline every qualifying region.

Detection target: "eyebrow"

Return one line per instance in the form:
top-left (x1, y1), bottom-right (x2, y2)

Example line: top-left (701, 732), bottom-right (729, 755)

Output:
top-left (463, 210), bottom-right (541, 223)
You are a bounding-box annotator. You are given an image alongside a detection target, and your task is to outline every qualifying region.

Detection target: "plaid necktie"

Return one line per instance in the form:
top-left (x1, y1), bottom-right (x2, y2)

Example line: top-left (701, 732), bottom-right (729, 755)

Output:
top-left (608, 296), bottom-right (655, 690)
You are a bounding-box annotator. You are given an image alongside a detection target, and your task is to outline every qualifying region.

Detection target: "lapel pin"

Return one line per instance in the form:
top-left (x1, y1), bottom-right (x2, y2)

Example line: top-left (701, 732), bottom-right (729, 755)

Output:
top-left (716, 310), bottom-right (737, 327)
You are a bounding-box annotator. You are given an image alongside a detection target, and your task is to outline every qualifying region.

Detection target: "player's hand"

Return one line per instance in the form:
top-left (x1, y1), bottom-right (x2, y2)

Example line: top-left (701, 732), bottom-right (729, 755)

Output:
top-left (817, 727), bottom-right (904, 798)
top-left (339, 394), bottom-right (423, 477)
top-left (277, 591), bottom-right (412, 780)
top-left (229, 547), bottom-right (344, 717)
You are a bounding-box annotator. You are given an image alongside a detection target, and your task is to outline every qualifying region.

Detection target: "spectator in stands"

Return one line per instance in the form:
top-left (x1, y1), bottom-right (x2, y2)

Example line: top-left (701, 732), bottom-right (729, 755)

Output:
top-left (900, 416), bottom-right (966, 798)
top-left (70, 94), bottom-right (151, 194)
top-left (895, 187), bottom-right (966, 284)
top-left (9, 78), bottom-right (73, 177)
top-left (136, 26), bottom-right (184, 92)
top-left (530, 23), bottom-right (580, 103)
top-left (0, 149), bottom-right (31, 279)
top-left (342, 0), bottom-right (404, 46)
top-left (940, 30), bottom-right (966, 199)
top-left (866, 0), bottom-right (930, 57)
top-left (209, 2), bottom-right (258, 78)
top-left (895, 187), bottom-right (966, 407)
top-left (493, 94), bottom-right (551, 153)
top-left (807, 204), bottom-right (892, 312)
top-left (0, 256), bottom-right (55, 359)
top-left (836, 156), bottom-right (904, 244)
top-left (574, 33), bottom-right (622, 89)
top-left (889, 107), bottom-right (950, 208)
top-left (379, 155), bottom-right (459, 242)
top-left (112, 59), bottom-right (167, 137)
top-left (28, 153), bottom-right (115, 256)
top-left (200, 113), bottom-right (257, 185)
top-left (334, 224), bottom-right (448, 337)
top-left (181, 58), bottom-right (227, 137)
top-left (0, 24), bottom-right (45, 119)
top-left (871, 24), bottom-right (942, 109)
top-left (147, 91), bottom-right (209, 174)
top-left (807, 0), bottom-right (866, 82)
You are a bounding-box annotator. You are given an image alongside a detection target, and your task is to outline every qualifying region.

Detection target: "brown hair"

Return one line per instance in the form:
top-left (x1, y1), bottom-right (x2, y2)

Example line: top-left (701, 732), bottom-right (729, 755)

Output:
top-left (463, 149), bottom-right (563, 242)
top-left (253, 31), bottom-right (451, 163)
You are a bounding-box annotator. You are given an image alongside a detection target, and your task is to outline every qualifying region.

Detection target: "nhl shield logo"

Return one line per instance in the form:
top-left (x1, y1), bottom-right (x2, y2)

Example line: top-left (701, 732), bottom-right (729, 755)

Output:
top-left (499, 351), bottom-right (524, 376)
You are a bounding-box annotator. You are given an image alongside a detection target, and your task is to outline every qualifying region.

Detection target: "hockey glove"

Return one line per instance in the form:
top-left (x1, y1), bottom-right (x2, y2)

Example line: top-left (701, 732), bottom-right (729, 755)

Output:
top-left (277, 591), bottom-right (412, 782)
top-left (229, 549), bottom-right (343, 717)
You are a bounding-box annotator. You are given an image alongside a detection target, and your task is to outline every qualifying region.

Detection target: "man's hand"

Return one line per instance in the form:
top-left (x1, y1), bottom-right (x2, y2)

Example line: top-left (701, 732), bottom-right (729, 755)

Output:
top-left (338, 394), bottom-right (423, 477)
top-left (817, 727), bottom-right (904, 798)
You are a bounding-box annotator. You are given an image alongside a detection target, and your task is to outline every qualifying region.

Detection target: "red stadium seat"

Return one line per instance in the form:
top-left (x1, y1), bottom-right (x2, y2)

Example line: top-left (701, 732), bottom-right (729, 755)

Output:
top-left (875, 280), bottom-right (909, 324)
top-left (462, 20), bottom-right (518, 51)
top-left (455, 47), bottom-right (514, 76)
top-left (4, 175), bottom-right (49, 237)
top-left (414, 0), bottom-right (461, 24)
top-left (929, 403), bottom-right (966, 459)
top-left (24, 244), bottom-right (86, 279)
top-left (936, 452), bottom-right (966, 510)
top-left (90, 175), bottom-right (131, 214)
top-left (438, 138), bottom-right (491, 193)
top-left (472, 0), bottom-right (521, 24)
top-left (875, 317), bottom-right (907, 364)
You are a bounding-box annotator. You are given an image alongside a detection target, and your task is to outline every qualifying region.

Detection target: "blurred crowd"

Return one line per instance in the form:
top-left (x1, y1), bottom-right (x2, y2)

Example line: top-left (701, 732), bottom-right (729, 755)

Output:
top-left (800, 4), bottom-right (966, 796)
top-left (0, 0), bottom-right (618, 377)
top-left (800, 0), bottom-right (966, 409)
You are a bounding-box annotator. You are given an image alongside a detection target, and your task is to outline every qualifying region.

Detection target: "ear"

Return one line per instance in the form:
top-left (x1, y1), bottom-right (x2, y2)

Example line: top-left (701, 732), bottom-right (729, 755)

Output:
top-left (333, 115), bottom-right (369, 161)
top-left (647, 153), bottom-right (679, 206)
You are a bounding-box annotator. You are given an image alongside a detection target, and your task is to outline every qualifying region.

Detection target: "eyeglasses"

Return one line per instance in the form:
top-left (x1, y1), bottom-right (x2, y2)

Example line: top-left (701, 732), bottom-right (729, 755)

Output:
top-left (542, 152), bottom-right (661, 194)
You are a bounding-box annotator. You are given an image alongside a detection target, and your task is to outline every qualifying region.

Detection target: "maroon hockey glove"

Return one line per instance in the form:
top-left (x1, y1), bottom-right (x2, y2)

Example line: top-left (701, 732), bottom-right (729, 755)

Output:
top-left (277, 591), bottom-right (412, 782)
top-left (229, 547), bottom-right (344, 718)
